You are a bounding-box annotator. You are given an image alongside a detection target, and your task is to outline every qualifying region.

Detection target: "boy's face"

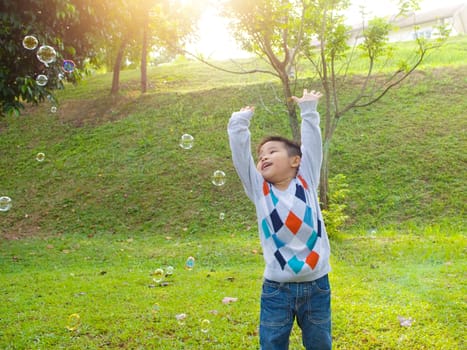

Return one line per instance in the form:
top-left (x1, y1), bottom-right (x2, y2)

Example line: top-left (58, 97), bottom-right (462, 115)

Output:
top-left (256, 141), bottom-right (301, 184)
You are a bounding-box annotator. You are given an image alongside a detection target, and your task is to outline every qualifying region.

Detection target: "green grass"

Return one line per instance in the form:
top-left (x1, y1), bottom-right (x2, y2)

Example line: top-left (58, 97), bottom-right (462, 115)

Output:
top-left (0, 228), bottom-right (465, 349)
top-left (0, 36), bottom-right (466, 348)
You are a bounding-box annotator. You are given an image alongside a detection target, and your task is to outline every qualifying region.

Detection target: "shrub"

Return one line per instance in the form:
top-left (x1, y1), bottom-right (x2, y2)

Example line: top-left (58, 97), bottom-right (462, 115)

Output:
top-left (322, 173), bottom-right (349, 237)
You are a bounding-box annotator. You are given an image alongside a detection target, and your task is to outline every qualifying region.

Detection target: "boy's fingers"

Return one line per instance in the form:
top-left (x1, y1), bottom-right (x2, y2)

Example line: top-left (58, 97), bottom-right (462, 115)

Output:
top-left (240, 106), bottom-right (255, 112)
top-left (303, 88), bottom-right (308, 96)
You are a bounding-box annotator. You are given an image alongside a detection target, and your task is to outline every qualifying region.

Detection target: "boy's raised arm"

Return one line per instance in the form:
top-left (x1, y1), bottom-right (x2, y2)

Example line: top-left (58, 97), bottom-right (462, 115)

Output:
top-left (292, 89), bottom-right (323, 190)
top-left (227, 106), bottom-right (261, 202)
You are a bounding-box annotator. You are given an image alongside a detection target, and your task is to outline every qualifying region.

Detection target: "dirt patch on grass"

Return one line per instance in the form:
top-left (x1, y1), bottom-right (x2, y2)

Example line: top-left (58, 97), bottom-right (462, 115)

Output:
top-left (57, 94), bottom-right (138, 127)
top-left (1, 213), bottom-right (45, 240)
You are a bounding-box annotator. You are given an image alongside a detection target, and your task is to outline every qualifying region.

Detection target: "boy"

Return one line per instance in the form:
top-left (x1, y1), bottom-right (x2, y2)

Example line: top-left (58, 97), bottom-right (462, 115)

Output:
top-left (227, 90), bottom-right (331, 350)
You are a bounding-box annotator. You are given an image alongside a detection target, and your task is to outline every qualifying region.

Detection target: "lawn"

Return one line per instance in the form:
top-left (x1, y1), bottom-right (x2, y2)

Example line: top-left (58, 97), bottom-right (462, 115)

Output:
top-left (0, 37), bottom-right (466, 349)
top-left (0, 227), bottom-right (465, 349)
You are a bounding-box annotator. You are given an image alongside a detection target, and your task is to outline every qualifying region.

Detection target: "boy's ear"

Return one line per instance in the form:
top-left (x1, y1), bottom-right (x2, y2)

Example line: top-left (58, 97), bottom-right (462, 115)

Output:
top-left (290, 155), bottom-right (301, 168)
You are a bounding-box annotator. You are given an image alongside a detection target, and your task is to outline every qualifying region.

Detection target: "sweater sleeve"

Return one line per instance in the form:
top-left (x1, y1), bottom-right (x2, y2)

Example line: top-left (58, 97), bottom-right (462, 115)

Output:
top-left (227, 110), bottom-right (262, 202)
top-left (298, 100), bottom-right (322, 190)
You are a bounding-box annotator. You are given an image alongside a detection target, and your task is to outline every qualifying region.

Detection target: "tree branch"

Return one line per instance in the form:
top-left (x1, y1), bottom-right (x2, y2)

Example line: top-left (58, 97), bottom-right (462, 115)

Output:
top-left (354, 47), bottom-right (427, 108)
top-left (335, 53), bottom-right (375, 117)
top-left (178, 47), bottom-right (279, 77)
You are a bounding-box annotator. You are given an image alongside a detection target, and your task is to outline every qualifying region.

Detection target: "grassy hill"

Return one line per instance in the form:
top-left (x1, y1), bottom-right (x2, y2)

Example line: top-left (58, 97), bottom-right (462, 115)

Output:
top-left (0, 37), bottom-right (465, 349)
top-left (1, 38), bottom-right (466, 239)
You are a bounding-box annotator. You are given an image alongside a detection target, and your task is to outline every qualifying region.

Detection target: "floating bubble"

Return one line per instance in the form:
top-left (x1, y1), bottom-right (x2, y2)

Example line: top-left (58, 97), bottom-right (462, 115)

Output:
top-left (36, 74), bottom-right (48, 86)
top-left (179, 134), bottom-right (194, 149)
top-left (36, 45), bottom-right (57, 65)
top-left (152, 268), bottom-right (164, 283)
top-left (175, 313), bottom-right (187, 325)
top-left (0, 196), bottom-right (12, 212)
top-left (36, 152), bottom-right (45, 162)
top-left (22, 35), bottom-right (38, 50)
top-left (219, 212), bottom-right (225, 220)
top-left (51, 106), bottom-right (57, 113)
top-left (58, 72), bottom-right (65, 80)
top-left (200, 319), bottom-right (211, 333)
top-left (66, 313), bottom-right (80, 331)
top-left (211, 170), bottom-right (226, 186)
top-left (185, 256), bottom-right (195, 270)
top-left (166, 266), bottom-right (174, 276)
top-left (63, 59), bottom-right (76, 73)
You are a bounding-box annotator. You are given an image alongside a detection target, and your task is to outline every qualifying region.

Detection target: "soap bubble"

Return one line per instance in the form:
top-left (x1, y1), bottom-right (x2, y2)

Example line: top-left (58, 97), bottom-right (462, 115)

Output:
top-left (166, 266), bottom-right (174, 276)
top-left (0, 196), bottom-right (12, 212)
top-left (179, 134), bottom-right (194, 149)
top-left (36, 152), bottom-right (45, 162)
top-left (22, 35), bottom-right (38, 50)
top-left (58, 72), bottom-right (65, 80)
top-left (185, 256), bottom-right (195, 270)
top-left (62, 59), bottom-right (76, 73)
top-left (51, 106), bottom-right (57, 113)
top-left (66, 313), bottom-right (80, 331)
top-left (175, 313), bottom-right (187, 325)
top-left (211, 170), bottom-right (226, 186)
top-left (219, 212), bottom-right (225, 220)
top-left (152, 268), bottom-right (164, 283)
top-left (36, 45), bottom-right (57, 65)
top-left (200, 319), bottom-right (211, 333)
top-left (35, 74), bottom-right (48, 86)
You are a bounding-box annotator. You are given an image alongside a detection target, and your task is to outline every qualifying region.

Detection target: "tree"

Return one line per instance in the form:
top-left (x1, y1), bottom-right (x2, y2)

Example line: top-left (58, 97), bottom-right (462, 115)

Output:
top-left (224, 0), bottom-right (307, 140)
top-left (109, 0), bottom-right (202, 95)
top-left (0, 0), bottom-right (111, 116)
top-left (221, 0), bottom-right (448, 208)
top-left (300, 0), bottom-right (449, 208)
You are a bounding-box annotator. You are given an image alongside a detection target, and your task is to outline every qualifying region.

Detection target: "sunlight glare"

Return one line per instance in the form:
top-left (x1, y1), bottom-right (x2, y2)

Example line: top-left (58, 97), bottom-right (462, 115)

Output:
top-left (187, 0), bottom-right (464, 60)
top-left (186, 3), bottom-right (251, 60)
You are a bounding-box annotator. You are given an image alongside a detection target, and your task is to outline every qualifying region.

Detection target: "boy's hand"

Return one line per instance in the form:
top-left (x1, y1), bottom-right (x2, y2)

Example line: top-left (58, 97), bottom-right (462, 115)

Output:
top-left (291, 89), bottom-right (323, 103)
top-left (231, 105), bottom-right (255, 121)
top-left (239, 106), bottom-right (255, 112)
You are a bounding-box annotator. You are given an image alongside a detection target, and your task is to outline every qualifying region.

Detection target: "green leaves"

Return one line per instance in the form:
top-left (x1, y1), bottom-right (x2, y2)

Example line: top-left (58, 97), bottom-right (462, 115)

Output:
top-left (0, 0), bottom-right (95, 116)
top-left (360, 17), bottom-right (392, 58)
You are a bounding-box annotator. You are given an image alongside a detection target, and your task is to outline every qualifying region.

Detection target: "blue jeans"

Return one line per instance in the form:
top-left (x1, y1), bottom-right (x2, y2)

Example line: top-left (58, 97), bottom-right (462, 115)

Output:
top-left (260, 274), bottom-right (331, 350)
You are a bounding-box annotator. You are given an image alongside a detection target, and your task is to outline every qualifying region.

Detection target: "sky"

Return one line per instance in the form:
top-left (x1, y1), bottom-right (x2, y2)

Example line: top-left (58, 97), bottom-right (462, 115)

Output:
top-left (187, 0), bottom-right (466, 60)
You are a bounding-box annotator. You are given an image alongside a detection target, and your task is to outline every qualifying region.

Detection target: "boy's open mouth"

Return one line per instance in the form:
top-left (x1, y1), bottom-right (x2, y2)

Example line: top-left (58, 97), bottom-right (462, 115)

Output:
top-left (261, 162), bottom-right (272, 171)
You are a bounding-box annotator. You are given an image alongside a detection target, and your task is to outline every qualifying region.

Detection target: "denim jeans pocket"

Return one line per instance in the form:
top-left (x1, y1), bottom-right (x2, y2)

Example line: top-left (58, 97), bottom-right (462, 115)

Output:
top-left (306, 275), bottom-right (331, 324)
top-left (260, 282), bottom-right (292, 327)
top-left (314, 274), bottom-right (331, 293)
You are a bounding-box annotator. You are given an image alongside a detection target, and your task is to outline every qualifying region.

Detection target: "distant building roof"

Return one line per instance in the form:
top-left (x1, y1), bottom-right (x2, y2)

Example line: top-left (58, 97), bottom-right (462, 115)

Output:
top-left (389, 2), bottom-right (466, 29)
top-left (349, 2), bottom-right (467, 31)
top-left (348, 2), bottom-right (467, 39)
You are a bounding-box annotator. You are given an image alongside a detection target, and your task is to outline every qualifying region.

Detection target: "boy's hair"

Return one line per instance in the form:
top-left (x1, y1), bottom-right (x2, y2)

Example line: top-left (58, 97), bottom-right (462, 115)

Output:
top-left (257, 136), bottom-right (302, 158)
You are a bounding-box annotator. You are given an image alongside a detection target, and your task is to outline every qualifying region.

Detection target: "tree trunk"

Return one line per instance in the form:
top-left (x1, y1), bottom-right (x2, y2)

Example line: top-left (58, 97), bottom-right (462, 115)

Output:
top-left (319, 139), bottom-right (330, 209)
top-left (141, 17), bottom-right (148, 93)
top-left (282, 77), bottom-right (300, 141)
top-left (111, 40), bottom-right (127, 95)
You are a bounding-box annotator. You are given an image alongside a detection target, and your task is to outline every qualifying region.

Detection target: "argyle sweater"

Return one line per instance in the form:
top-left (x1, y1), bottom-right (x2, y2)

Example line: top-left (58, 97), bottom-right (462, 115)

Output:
top-left (228, 101), bottom-right (331, 282)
